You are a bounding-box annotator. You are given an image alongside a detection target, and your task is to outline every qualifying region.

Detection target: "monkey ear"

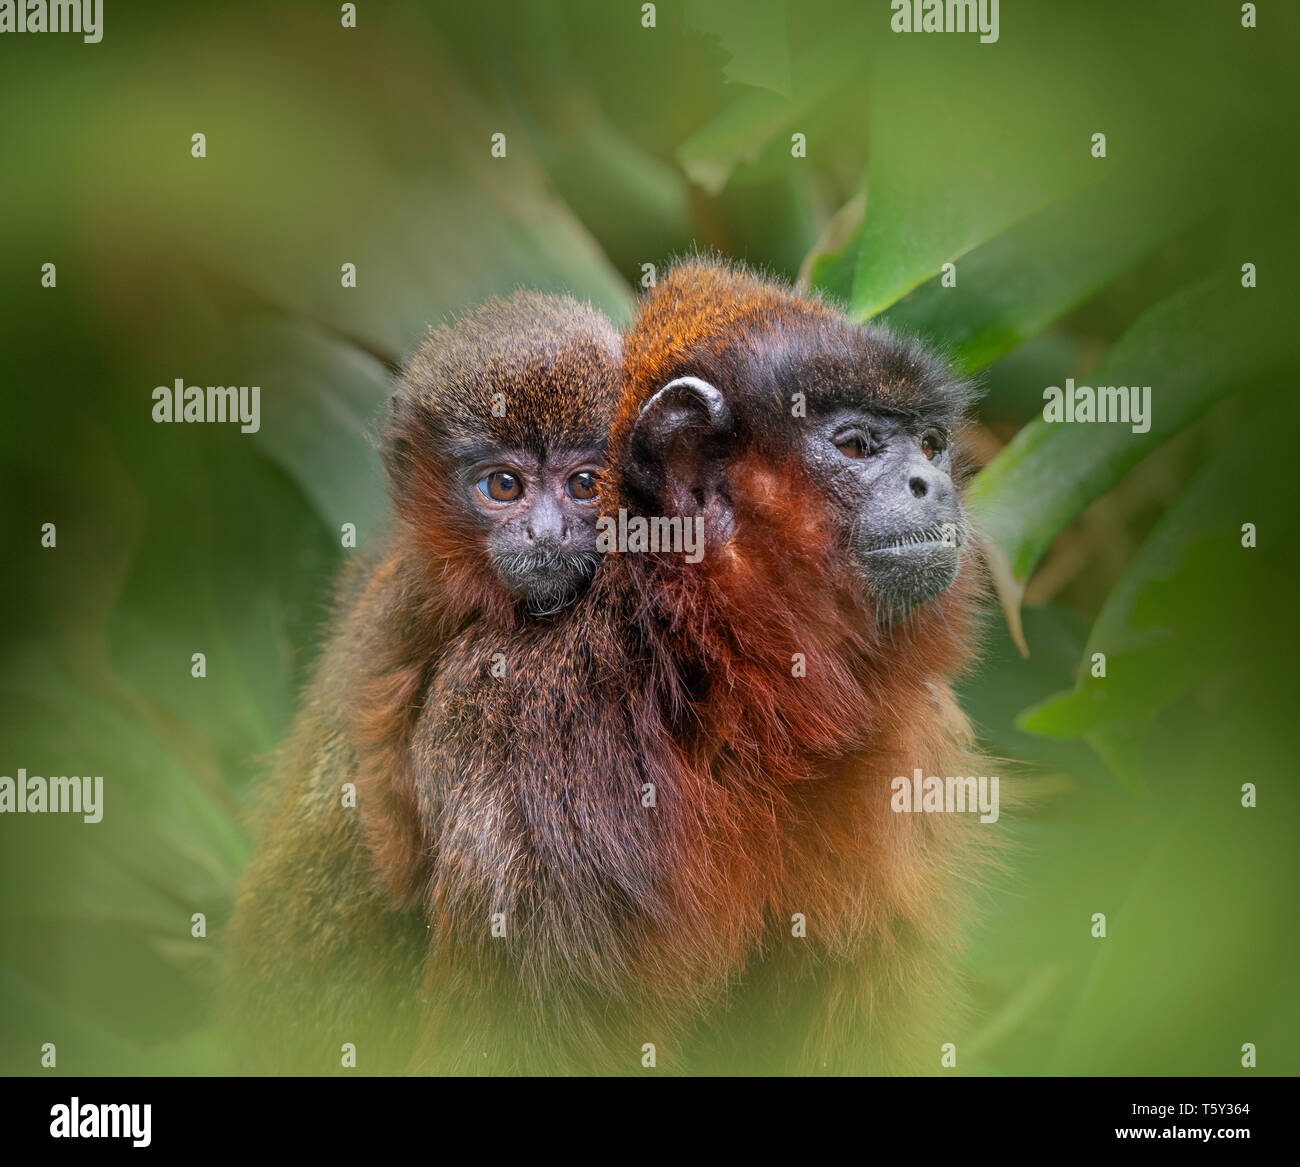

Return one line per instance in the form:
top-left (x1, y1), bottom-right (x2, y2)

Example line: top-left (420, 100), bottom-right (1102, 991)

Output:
top-left (626, 376), bottom-right (733, 516)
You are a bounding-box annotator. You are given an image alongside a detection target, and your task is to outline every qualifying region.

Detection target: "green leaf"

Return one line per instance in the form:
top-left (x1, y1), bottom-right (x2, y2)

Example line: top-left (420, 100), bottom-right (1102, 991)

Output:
top-left (882, 178), bottom-right (1208, 374)
top-left (238, 319), bottom-right (393, 537)
top-left (677, 27), bottom-right (861, 196)
top-left (954, 604), bottom-right (1106, 782)
top-left (966, 278), bottom-right (1287, 650)
top-left (1017, 452), bottom-right (1244, 742)
top-left (807, 49), bottom-right (1098, 319)
top-left (0, 648), bottom-right (251, 915)
top-left (1015, 425), bottom-right (1290, 787)
top-left (684, 0), bottom-right (793, 98)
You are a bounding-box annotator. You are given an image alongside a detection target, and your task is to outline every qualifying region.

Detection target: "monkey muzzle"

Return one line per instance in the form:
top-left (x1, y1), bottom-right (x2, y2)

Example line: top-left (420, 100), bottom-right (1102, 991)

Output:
top-left (856, 521), bottom-right (964, 620)
top-left (494, 546), bottom-right (600, 617)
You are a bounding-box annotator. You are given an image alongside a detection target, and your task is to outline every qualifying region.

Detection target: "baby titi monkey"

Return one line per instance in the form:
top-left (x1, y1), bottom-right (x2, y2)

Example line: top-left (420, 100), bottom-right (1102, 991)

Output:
top-left (386, 292), bottom-right (620, 622)
top-left (224, 291), bottom-right (621, 1071)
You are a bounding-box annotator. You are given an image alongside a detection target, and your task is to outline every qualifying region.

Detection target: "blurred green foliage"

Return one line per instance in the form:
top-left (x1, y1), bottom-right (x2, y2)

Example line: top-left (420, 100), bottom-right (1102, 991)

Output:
top-left (1, 0), bottom-right (1296, 1076)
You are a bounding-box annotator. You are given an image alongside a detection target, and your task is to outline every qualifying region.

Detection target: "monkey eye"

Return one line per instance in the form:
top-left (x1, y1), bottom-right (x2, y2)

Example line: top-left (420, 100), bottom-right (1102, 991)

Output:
top-left (478, 471), bottom-right (522, 502)
top-left (566, 470), bottom-right (600, 501)
top-left (920, 429), bottom-right (947, 460)
top-left (833, 429), bottom-right (873, 459)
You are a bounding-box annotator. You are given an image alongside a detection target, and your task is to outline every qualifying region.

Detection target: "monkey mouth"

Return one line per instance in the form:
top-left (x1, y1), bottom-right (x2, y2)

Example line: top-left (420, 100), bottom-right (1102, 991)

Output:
top-left (859, 522), bottom-right (965, 555)
top-left (857, 524), bottom-right (962, 619)
top-left (495, 550), bottom-right (600, 617)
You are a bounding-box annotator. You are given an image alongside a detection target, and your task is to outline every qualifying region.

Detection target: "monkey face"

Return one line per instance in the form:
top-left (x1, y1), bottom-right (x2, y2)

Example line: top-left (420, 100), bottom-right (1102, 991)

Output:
top-left (625, 375), bottom-right (968, 626)
top-left (797, 408), bottom-right (964, 619)
top-left (467, 448), bottom-right (605, 616)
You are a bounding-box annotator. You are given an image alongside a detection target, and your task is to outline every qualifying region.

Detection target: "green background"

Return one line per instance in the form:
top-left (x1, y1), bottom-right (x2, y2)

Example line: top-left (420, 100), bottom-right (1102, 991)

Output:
top-left (1, 0), bottom-right (1296, 1075)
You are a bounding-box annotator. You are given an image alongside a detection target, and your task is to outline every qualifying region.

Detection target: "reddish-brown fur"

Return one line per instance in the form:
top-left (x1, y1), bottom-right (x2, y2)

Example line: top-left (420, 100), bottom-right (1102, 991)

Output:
top-left (406, 260), bottom-right (991, 1074)
top-left (223, 292), bottom-right (621, 1071)
top-left (226, 263), bottom-right (992, 1075)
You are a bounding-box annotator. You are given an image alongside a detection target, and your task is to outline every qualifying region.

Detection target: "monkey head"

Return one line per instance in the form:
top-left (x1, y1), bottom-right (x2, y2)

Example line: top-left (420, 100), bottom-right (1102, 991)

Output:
top-left (614, 260), bottom-right (975, 626)
top-left (385, 292), bottom-right (621, 621)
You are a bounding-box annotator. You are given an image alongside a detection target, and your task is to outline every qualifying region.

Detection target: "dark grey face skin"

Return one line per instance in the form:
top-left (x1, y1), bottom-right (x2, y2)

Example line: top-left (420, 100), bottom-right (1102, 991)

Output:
top-left (467, 447), bottom-right (605, 616)
top-left (799, 408), bottom-right (964, 621)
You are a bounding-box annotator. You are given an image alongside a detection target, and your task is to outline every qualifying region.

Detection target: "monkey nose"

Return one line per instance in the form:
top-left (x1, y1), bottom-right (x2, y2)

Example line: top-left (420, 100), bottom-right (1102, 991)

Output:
top-left (907, 464), bottom-right (951, 503)
top-left (526, 519), bottom-right (569, 543)
top-left (525, 495), bottom-right (570, 543)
